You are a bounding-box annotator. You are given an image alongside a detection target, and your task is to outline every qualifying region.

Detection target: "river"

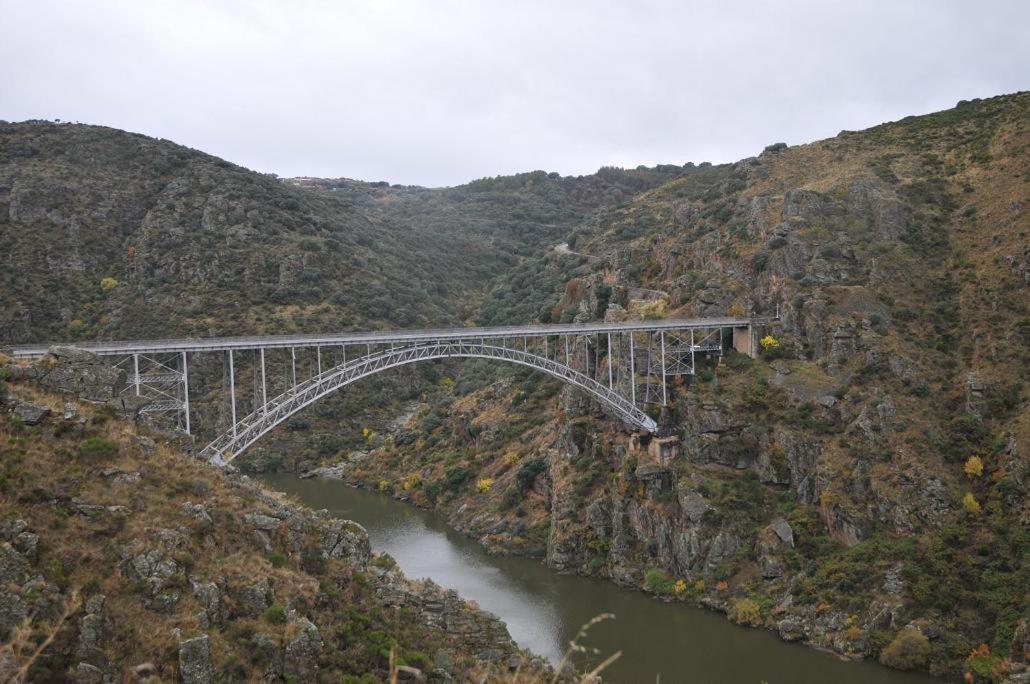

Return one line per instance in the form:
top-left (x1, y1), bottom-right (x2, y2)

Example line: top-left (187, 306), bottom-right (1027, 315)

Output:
top-left (260, 473), bottom-right (939, 683)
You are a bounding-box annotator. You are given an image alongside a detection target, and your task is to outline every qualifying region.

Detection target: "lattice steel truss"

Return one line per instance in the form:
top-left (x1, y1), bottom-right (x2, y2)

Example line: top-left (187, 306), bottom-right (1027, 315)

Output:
top-left (9, 318), bottom-right (751, 465)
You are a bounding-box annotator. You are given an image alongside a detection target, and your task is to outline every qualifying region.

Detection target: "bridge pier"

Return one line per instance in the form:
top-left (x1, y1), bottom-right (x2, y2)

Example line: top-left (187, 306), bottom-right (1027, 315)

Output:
top-left (732, 324), bottom-right (757, 358)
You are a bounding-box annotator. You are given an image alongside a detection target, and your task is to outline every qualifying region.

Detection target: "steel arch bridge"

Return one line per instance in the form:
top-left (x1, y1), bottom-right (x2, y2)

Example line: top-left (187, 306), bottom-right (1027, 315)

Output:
top-left (8, 318), bottom-right (756, 465)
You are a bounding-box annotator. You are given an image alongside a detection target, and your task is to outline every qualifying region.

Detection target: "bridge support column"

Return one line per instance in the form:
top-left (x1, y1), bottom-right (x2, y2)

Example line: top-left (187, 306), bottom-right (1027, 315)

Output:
top-left (133, 353), bottom-right (140, 396)
top-left (228, 349), bottom-right (237, 439)
top-left (181, 352), bottom-right (190, 435)
top-left (660, 331), bottom-right (667, 405)
top-left (732, 324), bottom-right (756, 358)
top-left (259, 348), bottom-right (267, 410)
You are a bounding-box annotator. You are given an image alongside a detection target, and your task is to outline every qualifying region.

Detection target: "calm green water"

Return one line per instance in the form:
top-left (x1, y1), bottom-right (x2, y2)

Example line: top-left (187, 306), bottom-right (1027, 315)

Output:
top-left (260, 473), bottom-right (939, 684)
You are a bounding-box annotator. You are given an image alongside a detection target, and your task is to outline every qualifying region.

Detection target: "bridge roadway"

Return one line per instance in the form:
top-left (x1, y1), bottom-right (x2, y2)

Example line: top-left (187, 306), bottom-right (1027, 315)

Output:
top-left (6, 317), bottom-right (750, 359)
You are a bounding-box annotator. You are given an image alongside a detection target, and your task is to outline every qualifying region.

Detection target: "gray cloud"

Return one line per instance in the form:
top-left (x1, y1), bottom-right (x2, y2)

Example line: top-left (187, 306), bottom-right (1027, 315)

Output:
top-left (2, 0), bottom-right (1027, 186)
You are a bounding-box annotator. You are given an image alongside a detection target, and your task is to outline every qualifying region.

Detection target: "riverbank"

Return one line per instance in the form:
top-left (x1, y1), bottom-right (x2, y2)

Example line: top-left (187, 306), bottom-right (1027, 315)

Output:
top-left (262, 472), bottom-right (942, 683)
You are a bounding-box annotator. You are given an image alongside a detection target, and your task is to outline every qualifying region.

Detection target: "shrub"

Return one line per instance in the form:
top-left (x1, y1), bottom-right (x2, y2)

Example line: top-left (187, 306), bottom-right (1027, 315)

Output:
top-left (965, 643), bottom-right (1009, 681)
top-left (643, 567), bottom-right (674, 594)
top-left (515, 457), bottom-right (547, 491)
top-left (267, 552), bottom-right (287, 568)
top-left (444, 466), bottom-right (471, 492)
top-left (964, 455), bottom-right (984, 478)
top-left (475, 478), bottom-right (494, 494)
top-left (77, 437), bottom-right (119, 461)
top-left (962, 492), bottom-right (981, 514)
top-left (730, 598), bottom-right (763, 627)
top-left (264, 604), bottom-right (287, 625)
top-left (99, 277), bottom-right (119, 292)
top-left (879, 628), bottom-right (930, 670)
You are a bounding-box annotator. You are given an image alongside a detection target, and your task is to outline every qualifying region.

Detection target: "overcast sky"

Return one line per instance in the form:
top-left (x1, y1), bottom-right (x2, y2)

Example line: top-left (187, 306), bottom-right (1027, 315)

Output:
top-left (2, 1), bottom-right (1028, 186)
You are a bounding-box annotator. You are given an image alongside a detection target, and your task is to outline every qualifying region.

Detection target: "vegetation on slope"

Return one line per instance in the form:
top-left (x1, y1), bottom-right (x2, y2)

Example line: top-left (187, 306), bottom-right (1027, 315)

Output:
top-left (325, 93), bottom-right (1029, 680)
top-left (0, 356), bottom-right (565, 682)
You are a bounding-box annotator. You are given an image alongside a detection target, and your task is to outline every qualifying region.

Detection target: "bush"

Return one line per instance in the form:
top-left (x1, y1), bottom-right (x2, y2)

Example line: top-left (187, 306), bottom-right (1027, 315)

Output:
top-left (264, 604), bottom-right (287, 625)
top-left (515, 457), bottom-right (547, 491)
top-left (964, 455), bottom-right (984, 478)
top-left (475, 478), bottom-right (494, 494)
top-left (267, 552), bottom-right (287, 568)
top-left (962, 492), bottom-right (981, 514)
top-left (643, 567), bottom-right (675, 594)
top-left (879, 628), bottom-right (930, 671)
top-left (730, 598), bottom-right (763, 627)
top-left (77, 437), bottom-right (119, 461)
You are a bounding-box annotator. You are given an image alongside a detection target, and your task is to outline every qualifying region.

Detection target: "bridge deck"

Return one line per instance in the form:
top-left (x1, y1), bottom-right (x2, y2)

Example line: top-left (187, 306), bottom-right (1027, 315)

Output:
top-left (6, 317), bottom-right (750, 359)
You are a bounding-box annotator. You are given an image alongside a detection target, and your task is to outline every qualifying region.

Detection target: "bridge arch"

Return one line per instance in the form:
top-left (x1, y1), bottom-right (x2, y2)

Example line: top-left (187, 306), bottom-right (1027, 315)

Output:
top-left (199, 339), bottom-right (657, 464)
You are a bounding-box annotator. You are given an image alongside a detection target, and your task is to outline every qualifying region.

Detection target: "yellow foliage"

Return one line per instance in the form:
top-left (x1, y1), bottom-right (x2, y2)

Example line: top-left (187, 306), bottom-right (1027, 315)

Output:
top-left (402, 474), bottom-right (421, 492)
top-left (673, 579), bottom-right (687, 596)
top-left (441, 376), bottom-right (454, 390)
top-left (759, 335), bottom-right (780, 350)
top-left (731, 598), bottom-right (763, 627)
top-left (503, 452), bottom-right (522, 466)
top-left (99, 277), bottom-right (119, 293)
top-left (728, 302), bottom-right (747, 317)
top-left (963, 455), bottom-right (984, 478)
top-left (475, 478), bottom-right (494, 494)
top-left (640, 298), bottom-right (668, 320)
top-left (692, 579), bottom-right (706, 594)
top-left (377, 479), bottom-right (390, 492)
top-left (962, 492), bottom-right (981, 514)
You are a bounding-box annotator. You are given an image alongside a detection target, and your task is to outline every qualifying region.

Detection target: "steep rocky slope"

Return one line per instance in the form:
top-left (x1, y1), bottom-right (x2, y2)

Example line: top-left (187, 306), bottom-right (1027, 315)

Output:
top-left (0, 352), bottom-right (557, 682)
top-left (0, 121), bottom-right (687, 469)
top-left (318, 93), bottom-right (1029, 680)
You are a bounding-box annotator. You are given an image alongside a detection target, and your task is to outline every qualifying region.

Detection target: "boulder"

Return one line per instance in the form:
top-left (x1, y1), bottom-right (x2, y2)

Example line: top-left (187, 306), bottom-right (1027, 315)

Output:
top-left (74, 662), bottom-right (103, 684)
top-left (777, 618), bottom-right (806, 642)
top-left (37, 347), bottom-right (127, 402)
top-left (12, 401), bottom-right (50, 425)
top-left (178, 635), bottom-right (213, 684)
top-left (284, 618), bottom-right (322, 680)
top-left (770, 518), bottom-right (795, 548)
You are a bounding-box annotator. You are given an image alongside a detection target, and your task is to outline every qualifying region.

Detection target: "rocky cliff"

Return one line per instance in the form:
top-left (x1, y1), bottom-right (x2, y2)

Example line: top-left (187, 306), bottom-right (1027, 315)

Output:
top-left (0, 351), bottom-right (554, 682)
top-left (314, 93), bottom-right (1029, 681)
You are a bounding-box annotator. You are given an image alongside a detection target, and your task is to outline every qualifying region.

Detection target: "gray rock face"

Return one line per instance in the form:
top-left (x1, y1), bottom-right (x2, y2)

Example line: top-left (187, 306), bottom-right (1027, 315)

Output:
top-left (178, 635), bottom-right (213, 684)
top-left (770, 518), bottom-right (795, 548)
top-left (284, 618), bottom-right (322, 680)
top-left (37, 347), bottom-right (127, 402)
top-left (244, 512), bottom-right (281, 531)
top-left (12, 401), bottom-right (50, 425)
top-left (75, 662), bottom-right (103, 684)
top-left (777, 618), bottom-right (806, 642)
top-left (234, 577), bottom-right (271, 616)
top-left (318, 517), bottom-right (371, 564)
top-left (191, 580), bottom-right (225, 627)
top-left (76, 594), bottom-right (106, 666)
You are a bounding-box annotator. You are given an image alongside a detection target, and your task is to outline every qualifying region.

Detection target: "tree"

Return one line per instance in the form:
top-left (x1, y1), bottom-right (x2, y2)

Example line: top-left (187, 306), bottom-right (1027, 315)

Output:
top-left (99, 277), bottom-right (119, 293)
top-left (880, 628), bottom-right (930, 670)
top-left (963, 455), bottom-right (984, 478)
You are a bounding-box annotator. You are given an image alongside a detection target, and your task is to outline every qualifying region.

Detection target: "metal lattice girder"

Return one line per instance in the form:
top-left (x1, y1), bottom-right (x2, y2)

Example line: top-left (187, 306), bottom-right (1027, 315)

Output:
top-left (200, 340), bottom-right (658, 464)
top-left (7, 317), bottom-right (752, 359)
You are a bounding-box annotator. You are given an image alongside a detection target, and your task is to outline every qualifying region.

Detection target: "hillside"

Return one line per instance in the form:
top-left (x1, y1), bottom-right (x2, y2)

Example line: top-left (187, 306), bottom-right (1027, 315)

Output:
top-left (0, 121), bottom-right (693, 468)
top-left (316, 93), bottom-right (1030, 680)
top-left (0, 351), bottom-right (562, 681)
